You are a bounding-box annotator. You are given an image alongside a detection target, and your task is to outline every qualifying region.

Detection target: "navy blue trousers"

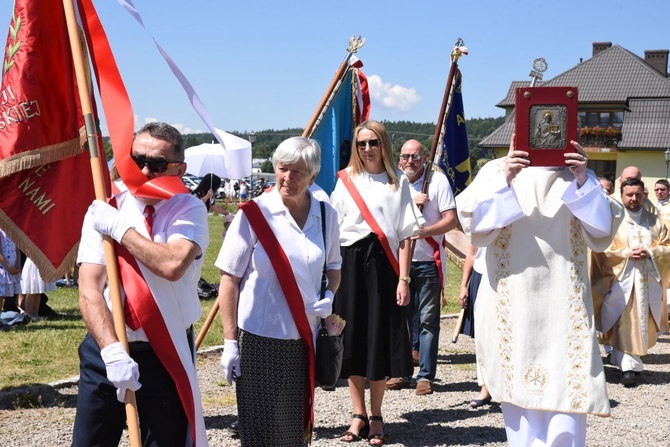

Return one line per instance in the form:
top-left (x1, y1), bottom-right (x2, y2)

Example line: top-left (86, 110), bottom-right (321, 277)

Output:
top-left (71, 332), bottom-right (192, 447)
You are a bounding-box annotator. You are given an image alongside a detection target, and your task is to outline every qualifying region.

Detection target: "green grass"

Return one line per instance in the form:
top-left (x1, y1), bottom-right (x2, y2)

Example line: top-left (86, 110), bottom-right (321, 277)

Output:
top-left (0, 201), bottom-right (462, 390)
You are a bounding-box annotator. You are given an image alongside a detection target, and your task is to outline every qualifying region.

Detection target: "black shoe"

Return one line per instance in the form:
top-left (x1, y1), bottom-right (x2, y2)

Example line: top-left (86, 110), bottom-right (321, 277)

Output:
top-left (228, 419), bottom-right (239, 436)
top-left (621, 371), bottom-right (637, 387)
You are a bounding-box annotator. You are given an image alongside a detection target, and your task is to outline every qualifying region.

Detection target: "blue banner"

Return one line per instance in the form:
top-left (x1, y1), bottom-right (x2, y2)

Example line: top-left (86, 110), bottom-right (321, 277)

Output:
top-left (313, 69), bottom-right (356, 195)
top-left (438, 71), bottom-right (471, 196)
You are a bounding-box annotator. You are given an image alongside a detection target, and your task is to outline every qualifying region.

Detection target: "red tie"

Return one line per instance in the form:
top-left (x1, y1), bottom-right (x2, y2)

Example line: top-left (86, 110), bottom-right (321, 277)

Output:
top-left (123, 205), bottom-right (156, 331)
top-left (143, 205), bottom-right (155, 238)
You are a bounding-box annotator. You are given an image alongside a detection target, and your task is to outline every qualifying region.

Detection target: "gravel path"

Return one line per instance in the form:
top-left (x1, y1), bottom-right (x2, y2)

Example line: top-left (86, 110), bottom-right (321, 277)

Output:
top-left (1, 316), bottom-right (669, 446)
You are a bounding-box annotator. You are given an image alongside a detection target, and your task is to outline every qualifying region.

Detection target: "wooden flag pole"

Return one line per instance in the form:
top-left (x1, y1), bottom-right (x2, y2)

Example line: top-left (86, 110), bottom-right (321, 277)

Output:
top-left (408, 41), bottom-right (466, 256)
top-left (195, 297), bottom-right (219, 350)
top-left (303, 36), bottom-right (365, 138)
top-left (451, 309), bottom-right (466, 343)
top-left (62, 1), bottom-right (141, 445)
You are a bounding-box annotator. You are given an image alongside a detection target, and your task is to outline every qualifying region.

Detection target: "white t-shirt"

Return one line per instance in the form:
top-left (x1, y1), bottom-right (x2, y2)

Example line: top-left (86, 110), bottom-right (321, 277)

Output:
top-left (77, 191), bottom-right (209, 342)
top-left (215, 188), bottom-right (342, 340)
top-left (407, 169), bottom-right (455, 262)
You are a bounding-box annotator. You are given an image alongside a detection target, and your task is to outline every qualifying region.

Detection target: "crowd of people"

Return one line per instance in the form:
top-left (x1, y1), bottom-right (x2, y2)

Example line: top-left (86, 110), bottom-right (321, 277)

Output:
top-left (0, 231), bottom-right (60, 326)
top-left (217, 177), bottom-right (269, 204)
top-left (21, 119), bottom-right (665, 446)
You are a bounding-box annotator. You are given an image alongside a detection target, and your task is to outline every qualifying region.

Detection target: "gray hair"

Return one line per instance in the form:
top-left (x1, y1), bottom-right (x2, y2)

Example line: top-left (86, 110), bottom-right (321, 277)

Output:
top-left (135, 122), bottom-right (185, 160)
top-left (272, 137), bottom-right (321, 176)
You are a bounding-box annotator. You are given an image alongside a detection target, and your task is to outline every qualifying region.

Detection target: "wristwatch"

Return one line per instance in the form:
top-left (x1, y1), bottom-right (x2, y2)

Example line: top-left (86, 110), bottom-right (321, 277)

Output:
top-left (399, 275), bottom-right (411, 284)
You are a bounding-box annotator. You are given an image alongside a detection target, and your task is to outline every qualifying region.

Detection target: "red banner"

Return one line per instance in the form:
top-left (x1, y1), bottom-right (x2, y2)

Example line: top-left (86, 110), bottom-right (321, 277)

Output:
top-left (0, 0), bottom-right (106, 281)
top-left (0, 0), bottom-right (86, 176)
top-left (0, 153), bottom-right (96, 281)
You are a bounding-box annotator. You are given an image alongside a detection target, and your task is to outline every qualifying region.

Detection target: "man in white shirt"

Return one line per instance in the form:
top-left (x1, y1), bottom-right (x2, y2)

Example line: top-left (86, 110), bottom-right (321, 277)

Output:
top-left (72, 122), bottom-right (210, 446)
top-left (385, 140), bottom-right (457, 395)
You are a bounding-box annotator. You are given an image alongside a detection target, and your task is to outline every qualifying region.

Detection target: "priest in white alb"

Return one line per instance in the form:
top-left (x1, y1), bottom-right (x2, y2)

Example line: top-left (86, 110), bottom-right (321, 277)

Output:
top-left (456, 135), bottom-right (624, 447)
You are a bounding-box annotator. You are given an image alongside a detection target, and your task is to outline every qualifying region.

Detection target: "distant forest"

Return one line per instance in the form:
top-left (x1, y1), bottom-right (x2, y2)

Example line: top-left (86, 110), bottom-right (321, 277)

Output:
top-left (104, 116), bottom-right (505, 175)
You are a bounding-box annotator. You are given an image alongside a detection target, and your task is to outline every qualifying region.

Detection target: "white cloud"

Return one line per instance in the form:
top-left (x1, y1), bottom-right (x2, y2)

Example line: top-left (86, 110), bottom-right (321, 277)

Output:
top-left (171, 123), bottom-right (204, 134)
top-left (367, 74), bottom-right (421, 112)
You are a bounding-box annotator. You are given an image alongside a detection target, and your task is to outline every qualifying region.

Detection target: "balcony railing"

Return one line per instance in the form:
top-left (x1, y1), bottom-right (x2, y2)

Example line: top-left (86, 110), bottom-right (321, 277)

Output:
top-left (579, 126), bottom-right (622, 148)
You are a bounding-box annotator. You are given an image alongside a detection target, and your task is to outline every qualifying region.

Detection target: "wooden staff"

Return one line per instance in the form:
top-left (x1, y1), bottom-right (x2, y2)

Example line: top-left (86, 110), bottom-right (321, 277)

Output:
top-left (62, 1), bottom-right (141, 445)
top-left (408, 41), bottom-right (467, 259)
top-left (194, 37), bottom-right (366, 349)
top-left (195, 298), bottom-right (219, 350)
top-left (451, 309), bottom-right (466, 343)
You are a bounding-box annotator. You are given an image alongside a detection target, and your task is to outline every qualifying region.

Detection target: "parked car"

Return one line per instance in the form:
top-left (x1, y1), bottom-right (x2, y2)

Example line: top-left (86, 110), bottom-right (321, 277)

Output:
top-left (181, 175), bottom-right (200, 192)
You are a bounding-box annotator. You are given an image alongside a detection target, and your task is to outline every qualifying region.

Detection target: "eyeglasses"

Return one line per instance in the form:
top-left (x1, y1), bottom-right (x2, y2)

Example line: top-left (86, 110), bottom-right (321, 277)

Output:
top-left (654, 188), bottom-right (668, 192)
top-left (131, 154), bottom-right (183, 173)
top-left (356, 139), bottom-right (380, 149)
top-left (400, 154), bottom-right (422, 161)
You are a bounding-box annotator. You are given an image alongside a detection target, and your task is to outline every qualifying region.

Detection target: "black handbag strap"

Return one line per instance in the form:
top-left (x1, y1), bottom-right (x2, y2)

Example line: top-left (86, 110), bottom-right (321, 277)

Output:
top-left (319, 201), bottom-right (328, 333)
top-left (320, 201), bottom-right (327, 299)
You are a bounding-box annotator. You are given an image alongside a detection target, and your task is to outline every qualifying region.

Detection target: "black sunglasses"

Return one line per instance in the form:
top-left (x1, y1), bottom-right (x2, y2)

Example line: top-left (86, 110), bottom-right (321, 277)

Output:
top-left (131, 154), bottom-right (183, 173)
top-left (356, 139), bottom-right (380, 149)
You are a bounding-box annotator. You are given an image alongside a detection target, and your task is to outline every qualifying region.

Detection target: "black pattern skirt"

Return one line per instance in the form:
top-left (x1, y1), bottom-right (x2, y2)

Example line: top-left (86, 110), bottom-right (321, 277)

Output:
top-left (237, 330), bottom-right (307, 447)
top-left (334, 233), bottom-right (413, 381)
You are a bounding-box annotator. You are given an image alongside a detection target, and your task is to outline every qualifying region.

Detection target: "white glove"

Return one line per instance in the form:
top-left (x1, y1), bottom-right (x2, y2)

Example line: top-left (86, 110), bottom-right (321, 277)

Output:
top-left (305, 290), bottom-right (334, 318)
top-left (100, 342), bottom-right (141, 403)
top-left (221, 339), bottom-right (241, 385)
top-left (89, 200), bottom-right (133, 243)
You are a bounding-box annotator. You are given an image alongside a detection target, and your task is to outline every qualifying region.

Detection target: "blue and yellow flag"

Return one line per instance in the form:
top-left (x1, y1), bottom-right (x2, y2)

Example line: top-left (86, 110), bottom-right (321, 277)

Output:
top-left (438, 70), bottom-right (471, 196)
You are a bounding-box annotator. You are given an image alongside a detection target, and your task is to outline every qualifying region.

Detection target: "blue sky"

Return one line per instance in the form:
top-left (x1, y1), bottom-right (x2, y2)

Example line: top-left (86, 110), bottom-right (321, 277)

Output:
top-left (3, 0), bottom-right (670, 135)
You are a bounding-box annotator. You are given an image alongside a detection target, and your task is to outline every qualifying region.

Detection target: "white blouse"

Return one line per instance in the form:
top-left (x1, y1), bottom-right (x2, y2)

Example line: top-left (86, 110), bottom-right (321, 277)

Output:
top-left (329, 168), bottom-right (423, 252)
top-left (215, 188), bottom-right (342, 340)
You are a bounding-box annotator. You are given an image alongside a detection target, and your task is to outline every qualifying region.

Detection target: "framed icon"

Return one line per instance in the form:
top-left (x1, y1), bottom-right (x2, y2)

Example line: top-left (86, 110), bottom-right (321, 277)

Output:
top-left (514, 86), bottom-right (578, 166)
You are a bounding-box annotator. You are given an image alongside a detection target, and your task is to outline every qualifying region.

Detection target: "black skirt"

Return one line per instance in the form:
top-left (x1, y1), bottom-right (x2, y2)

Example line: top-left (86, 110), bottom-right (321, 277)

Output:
top-left (237, 330), bottom-right (307, 446)
top-left (460, 269), bottom-right (482, 338)
top-left (334, 233), bottom-right (413, 381)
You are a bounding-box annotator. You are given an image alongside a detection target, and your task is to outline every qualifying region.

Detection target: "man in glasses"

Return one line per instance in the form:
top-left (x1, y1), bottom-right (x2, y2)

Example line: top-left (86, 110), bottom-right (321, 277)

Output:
top-left (654, 179), bottom-right (670, 217)
top-left (72, 122), bottom-right (209, 446)
top-left (386, 139), bottom-right (457, 395)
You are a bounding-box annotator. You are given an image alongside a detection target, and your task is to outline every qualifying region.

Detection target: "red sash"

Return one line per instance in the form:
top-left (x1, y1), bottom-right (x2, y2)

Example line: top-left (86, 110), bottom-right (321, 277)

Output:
top-left (109, 198), bottom-right (199, 446)
top-left (425, 236), bottom-right (445, 297)
top-left (337, 169), bottom-right (400, 275)
top-left (239, 200), bottom-right (316, 441)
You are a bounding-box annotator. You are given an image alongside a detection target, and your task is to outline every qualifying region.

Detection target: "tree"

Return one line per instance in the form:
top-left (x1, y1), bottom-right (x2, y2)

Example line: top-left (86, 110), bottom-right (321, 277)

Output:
top-left (260, 160), bottom-right (273, 173)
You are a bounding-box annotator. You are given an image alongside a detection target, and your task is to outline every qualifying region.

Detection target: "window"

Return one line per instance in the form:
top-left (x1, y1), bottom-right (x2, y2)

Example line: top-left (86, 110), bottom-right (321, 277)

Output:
top-left (578, 111), bottom-right (624, 130)
top-left (587, 159), bottom-right (616, 181)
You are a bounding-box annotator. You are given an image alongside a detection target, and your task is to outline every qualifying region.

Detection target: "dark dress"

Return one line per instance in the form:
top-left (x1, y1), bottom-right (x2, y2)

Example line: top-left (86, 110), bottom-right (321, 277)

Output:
top-left (334, 233), bottom-right (413, 381)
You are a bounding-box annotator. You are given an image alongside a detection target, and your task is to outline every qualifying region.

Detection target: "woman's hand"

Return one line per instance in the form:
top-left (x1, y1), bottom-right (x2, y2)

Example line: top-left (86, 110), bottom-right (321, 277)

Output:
top-left (396, 280), bottom-right (410, 306)
top-left (458, 286), bottom-right (469, 309)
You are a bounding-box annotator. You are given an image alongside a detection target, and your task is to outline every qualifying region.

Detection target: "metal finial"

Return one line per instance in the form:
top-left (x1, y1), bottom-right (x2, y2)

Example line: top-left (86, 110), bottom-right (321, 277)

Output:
top-left (529, 57), bottom-right (548, 87)
top-left (347, 36), bottom-right (365, 54)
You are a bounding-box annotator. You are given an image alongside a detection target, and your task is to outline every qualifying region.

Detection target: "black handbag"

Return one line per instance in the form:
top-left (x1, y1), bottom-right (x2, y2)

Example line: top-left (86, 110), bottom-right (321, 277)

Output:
top-left (314, 201), bottom-right (344, 390)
